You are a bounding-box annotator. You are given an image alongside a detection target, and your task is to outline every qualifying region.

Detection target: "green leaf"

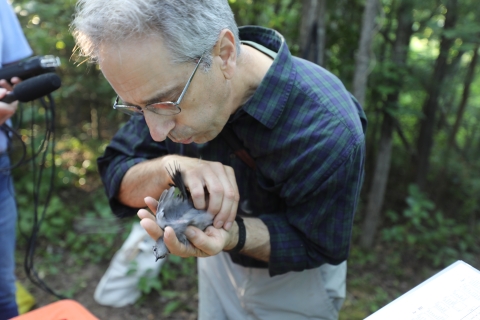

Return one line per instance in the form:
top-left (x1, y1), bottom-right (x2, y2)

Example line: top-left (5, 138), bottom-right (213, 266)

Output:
top-left (162, 301), bottom-right (182, 316)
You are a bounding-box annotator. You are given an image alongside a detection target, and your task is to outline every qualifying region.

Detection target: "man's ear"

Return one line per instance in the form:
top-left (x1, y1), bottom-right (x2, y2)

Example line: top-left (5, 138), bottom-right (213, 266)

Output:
top-left (213, 29), bottom-right (237, 80)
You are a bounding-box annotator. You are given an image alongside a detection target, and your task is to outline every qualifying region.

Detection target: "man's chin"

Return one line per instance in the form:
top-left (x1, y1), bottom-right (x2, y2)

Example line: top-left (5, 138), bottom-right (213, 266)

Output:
top-left (192, 134), bottom-right (217, 144)
top-left (172, 131), bottom-right (218, 144)
top-left (176, 137), bottom-right (194, 144)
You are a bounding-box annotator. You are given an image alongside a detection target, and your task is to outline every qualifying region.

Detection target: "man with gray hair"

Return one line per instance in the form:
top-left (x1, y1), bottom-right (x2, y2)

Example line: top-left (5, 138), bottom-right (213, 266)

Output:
top-left (72, 0), bottom-right (367, 318)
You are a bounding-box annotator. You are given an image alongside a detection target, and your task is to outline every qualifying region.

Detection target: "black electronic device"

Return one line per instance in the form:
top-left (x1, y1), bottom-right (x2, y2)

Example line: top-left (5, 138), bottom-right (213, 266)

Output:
top-left (0, 55), bottom-right (61, 83)
top-left (0, 73), bottom-right (61, 103)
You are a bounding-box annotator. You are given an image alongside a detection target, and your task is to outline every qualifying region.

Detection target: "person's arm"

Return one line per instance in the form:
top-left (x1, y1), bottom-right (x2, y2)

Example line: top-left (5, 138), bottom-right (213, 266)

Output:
top-left (226, 217), bottom-right (271, 262)
top-left (138, 140), bottom-right (365, 275)
top-left (0, 0), bottom-right (32, 125)
top-left (117, 156), bottom-right (170, 208)
top-left (0, 0), bottom-right (33, 66)
top-left (99, 116), bottom-right (238, 229)
top-left (258, 141), bottom-right (365, 275)
top-left (234, 141), bottom-right (364, 271)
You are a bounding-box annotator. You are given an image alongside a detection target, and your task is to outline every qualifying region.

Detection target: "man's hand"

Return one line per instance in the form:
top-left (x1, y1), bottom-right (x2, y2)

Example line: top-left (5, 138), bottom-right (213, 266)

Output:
top-left (137, 196), bottom-right (239, 258)
top-left (0, 77), bottom-right (21, 125)
top-left (120, 154), bottom-right (240, 231)
top-left (169, 155), bottom-right (240, 230)
top-left (0, 77), bottom-right (21, 91)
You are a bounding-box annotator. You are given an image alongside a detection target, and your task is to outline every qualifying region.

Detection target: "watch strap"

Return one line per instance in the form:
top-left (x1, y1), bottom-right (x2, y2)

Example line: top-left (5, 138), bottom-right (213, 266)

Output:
top-left (227, 216), bottom-right (246, 254)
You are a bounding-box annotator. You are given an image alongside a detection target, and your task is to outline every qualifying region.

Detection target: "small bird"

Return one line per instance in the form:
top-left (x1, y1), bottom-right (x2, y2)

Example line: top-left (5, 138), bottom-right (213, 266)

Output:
top-left (153, 164), bottom-right (214, 261)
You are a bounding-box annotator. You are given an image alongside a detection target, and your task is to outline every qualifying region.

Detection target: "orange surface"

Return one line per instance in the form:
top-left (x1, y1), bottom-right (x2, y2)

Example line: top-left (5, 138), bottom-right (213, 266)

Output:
top-left (11, 299), bottom-right (99, 320)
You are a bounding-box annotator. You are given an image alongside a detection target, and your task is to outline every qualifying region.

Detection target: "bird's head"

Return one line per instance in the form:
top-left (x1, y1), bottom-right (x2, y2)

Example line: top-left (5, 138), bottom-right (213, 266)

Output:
top-left (152, 241), bottom-right (169, 261)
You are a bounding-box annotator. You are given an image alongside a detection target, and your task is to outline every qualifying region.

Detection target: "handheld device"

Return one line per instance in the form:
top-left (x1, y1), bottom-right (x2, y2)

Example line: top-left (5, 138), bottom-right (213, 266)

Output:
top-left (0, 55), bottom-right (61, 83)
top-left (0, 73), bottom-right (61, 103)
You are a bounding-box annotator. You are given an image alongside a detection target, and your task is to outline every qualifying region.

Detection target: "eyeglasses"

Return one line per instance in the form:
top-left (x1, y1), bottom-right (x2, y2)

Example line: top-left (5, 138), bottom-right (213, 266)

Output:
top-left (113, 55), bottom-right (204, 116)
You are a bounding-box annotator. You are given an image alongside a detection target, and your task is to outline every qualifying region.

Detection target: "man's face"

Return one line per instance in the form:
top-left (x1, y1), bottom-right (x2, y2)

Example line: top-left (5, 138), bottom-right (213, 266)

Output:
top-left (99, 37), bottom-right (233, 144)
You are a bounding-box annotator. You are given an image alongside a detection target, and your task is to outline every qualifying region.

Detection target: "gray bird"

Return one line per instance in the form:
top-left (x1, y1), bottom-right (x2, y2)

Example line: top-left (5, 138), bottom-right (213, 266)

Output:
top-left (153, 165), bottom-right (214, 261)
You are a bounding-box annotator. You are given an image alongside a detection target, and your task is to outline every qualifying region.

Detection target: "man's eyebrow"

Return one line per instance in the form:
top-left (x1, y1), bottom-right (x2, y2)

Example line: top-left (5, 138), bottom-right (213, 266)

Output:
top-left (124, 87), bottom-right (182, 106)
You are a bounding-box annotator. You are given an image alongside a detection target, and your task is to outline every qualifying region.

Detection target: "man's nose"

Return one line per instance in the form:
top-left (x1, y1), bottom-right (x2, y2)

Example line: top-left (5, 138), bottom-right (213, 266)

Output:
top-left (144, 113), bottom-right (175, 142)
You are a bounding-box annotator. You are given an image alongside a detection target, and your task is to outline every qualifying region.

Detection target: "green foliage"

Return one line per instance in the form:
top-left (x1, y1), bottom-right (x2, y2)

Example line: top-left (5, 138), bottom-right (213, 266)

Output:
top-left (135, 256), bottom-right (197, 315)
top-left (12, 102), bottom-right (127, 267)
top-left (229, 0), bottom-right (301, 53)
top-left (137, 272), bottom-right (163, 295)
top-left (127, 259), bottom-right (163, 296)
top-left (381, 184), bottom-right (478, 267)
top-left (339, 262), bottom-right (404, 320)
top-left (13, 0), bottom-right (117, 141)
top-left (160, 255), bottom-right (197, 285)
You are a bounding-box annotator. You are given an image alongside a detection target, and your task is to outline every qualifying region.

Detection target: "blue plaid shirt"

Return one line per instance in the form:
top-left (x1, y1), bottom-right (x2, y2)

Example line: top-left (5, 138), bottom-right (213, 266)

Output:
top-left (98, 26), bottom-right (367, 276)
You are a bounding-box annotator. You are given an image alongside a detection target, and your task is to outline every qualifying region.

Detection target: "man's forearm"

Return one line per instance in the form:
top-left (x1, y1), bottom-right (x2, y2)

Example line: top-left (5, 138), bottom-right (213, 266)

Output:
top-left (225, 217), bottom-right (271, 262)
top-left (117, 156), bottom-right (172, 208)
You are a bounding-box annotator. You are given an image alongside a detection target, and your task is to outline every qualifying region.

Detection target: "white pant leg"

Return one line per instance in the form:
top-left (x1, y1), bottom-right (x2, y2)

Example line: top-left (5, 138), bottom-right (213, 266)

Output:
top-left (198, 252), bottom-right (248, 320)
top-left (198, 252), bottom-right (346, 320)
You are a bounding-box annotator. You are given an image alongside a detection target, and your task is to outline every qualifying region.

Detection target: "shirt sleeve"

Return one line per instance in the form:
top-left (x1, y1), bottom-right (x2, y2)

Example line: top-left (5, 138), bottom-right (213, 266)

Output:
top-left (0, 0), bottom-right (32, 66)
top-left (259, 139), bottom-right (365, 276)
top-left (250, 86), bottom-right (367, 276)
top-left (97, 116), bottom-right (169, 217)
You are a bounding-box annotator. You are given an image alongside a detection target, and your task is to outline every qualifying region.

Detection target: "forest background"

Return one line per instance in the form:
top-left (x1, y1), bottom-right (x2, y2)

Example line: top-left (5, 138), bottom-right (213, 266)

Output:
top-left (6, 0), bottom-right (480, 319)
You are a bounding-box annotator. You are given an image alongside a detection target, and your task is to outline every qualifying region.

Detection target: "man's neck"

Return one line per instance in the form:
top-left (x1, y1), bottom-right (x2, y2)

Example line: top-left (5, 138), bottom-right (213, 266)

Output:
top-left (230, 43), bottom-right (274, 113)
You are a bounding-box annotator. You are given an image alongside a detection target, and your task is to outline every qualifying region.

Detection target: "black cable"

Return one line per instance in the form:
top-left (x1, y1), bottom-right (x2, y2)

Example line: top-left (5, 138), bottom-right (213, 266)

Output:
top-left (0, 87), bottom-right (65, 299)
top-left (0, 99), bottom-right (50, 171)
top-left (0, 124), bottom-right (27, 171)
top-left (13, 94), bottom-right (66, 299)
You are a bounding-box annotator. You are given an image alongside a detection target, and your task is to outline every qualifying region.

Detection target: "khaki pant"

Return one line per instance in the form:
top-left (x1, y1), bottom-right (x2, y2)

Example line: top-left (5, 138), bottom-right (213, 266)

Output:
top-left (198, 252), bottom-right (346, 320)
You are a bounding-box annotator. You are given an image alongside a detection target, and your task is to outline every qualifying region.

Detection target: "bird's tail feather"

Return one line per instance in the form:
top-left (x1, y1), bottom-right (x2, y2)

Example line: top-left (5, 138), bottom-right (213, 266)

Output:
top-left (166, 163), bottom-right (188, 200)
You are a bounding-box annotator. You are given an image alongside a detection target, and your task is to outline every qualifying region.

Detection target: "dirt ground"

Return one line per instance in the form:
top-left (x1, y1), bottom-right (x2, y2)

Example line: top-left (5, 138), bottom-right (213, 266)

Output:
top-left (16, 260), bottom-right (198, 320)
top-left (15, 251), bottom-right (480, 319)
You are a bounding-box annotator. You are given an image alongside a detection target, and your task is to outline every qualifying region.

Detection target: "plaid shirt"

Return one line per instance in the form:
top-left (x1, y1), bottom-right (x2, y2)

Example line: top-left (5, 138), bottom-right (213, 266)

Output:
top-left (98, 26), bottom-right (367, 276)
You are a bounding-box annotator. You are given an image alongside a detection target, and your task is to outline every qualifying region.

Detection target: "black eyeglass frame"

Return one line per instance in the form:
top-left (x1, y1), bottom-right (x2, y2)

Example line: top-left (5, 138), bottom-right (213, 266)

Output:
top-left (112, 55), bottom-right (204, 116)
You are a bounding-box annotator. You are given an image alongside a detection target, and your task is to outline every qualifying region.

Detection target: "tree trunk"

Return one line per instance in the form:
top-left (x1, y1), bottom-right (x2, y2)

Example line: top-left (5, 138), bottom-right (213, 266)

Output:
top-left (300, 0), bottom-right (326, 65)
top-left (90, 107), bottom-right (99, 140)
top-left (464, 123), bottom-right (478, 161)
top-left (415, 0), bottom-right (458, 190)
top-left (361, 114), bottom-right (394, 248)
top-left (360, 0), bottom-right (414, 249)
top-left (352, 0), bottom-right (378, 107)
top-left (315, 0), bottom-right (326, 66)
top-left (436, 50), bottom-right (466, 132)
top-left (434, 46), bottom-right (480, 202)
top-left (447, 46), bottom-right (479, 151)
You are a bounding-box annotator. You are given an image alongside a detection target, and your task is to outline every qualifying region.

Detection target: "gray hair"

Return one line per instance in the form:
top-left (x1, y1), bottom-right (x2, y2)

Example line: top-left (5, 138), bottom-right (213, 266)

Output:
top-left (71, 0), bottom-right (241, 68)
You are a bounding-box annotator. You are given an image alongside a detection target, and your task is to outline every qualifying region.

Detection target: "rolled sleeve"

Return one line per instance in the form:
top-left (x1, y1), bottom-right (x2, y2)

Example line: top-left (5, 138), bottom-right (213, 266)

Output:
top-left (259, 140), bottom-right (365, 276)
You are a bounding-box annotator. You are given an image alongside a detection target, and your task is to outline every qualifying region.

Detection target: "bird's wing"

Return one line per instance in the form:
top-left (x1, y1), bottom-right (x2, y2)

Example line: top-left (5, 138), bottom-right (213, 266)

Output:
top-left (163, 195), bottom-right (192, 221)
top-left (156, 189), bottom-right (169, 218)
top-left (156, 185), bottom-right (191, 224)
top-left (156, 187), bottom-right (176, 227)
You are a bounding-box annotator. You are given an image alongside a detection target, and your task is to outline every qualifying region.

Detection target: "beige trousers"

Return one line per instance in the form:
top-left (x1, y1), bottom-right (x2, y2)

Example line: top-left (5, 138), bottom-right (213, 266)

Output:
top-left (198, 252), bottom-right (346, 320)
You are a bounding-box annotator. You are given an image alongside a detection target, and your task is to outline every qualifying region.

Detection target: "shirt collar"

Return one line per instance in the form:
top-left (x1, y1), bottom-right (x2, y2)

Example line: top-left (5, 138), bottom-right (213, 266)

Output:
top-left (233, 26), bottom-right (296, 129)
